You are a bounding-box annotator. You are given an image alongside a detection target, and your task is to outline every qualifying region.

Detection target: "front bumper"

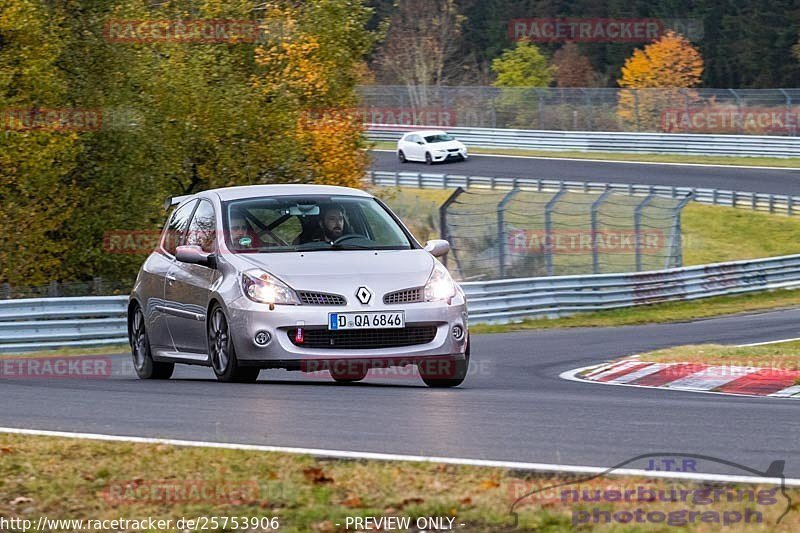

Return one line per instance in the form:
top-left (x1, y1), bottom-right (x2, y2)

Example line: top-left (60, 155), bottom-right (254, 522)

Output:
top-left (432, 150), bottom-right (467, 162)
top-left (225, 295), bottom-right (468, 368)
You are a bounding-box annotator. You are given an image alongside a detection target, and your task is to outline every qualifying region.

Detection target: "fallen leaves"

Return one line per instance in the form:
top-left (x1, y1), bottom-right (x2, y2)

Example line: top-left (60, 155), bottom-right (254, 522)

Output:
top-left (340, 494), bottom-right (363, 508)
top-left (302, 467), bottom-right (333, 484)
top-left (478, 479), bottom-right (501, 491)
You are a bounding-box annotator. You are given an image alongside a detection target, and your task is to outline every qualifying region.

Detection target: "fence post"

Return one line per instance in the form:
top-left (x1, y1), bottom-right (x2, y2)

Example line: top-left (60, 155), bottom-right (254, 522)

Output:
top-left (730, 89), bottom-right (743, 134)
top-left (545, 186), bottom-right (567, 276)
top-left (790, 196), bottom-right (794, 216)
top-left (665, 193), bottom-right (693, 269)
top-left (634, 193), bottom-right (656, 271)
top-left (439, 187), bottom-right (465, 271)
top-left (1, 283), bottom-right (10, 299)
top-left (591, 188), bottom-right (614, 274)
top-left (497, 188), bottom-right (520, 278)
top-left (48, 280), bottom-right (59, 297)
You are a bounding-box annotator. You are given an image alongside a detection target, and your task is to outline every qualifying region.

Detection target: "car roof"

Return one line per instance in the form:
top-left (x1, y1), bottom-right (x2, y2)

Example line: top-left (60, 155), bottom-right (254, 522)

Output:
top-left (404, 130), bottom-right (447, 137)
top-left (193, 184), bottom-right (374, 202)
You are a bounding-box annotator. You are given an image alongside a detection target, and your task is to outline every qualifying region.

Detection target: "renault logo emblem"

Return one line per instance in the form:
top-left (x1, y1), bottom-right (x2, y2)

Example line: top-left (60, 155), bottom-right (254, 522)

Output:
top-left (356, 286), bottom-right (372, 305)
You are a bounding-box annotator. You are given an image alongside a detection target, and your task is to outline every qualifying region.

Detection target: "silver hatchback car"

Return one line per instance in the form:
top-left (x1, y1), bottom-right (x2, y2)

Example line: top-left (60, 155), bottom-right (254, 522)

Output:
top-left (128, 184), bottom-right (469, 387)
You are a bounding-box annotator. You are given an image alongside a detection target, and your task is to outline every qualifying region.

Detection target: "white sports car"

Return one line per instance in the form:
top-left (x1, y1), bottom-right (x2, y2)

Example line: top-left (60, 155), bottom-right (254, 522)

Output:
top-left (397, 130), bottom-right (468, 164)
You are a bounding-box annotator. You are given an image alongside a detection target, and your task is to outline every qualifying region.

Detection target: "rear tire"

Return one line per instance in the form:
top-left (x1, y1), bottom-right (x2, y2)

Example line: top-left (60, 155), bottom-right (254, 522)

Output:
top-left (419, 338), bottom-right (469, 388)
top-left (398, 150), bottom-right (407, 163)
top-left (208, 305), bottom-right (260, 383)
top-left (129, 304), bottom-right (174, 380)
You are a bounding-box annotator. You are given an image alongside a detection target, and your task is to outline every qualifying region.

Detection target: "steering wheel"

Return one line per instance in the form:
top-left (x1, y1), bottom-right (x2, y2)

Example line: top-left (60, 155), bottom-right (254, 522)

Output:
top-left (332, 234), bottom-right (366, 246)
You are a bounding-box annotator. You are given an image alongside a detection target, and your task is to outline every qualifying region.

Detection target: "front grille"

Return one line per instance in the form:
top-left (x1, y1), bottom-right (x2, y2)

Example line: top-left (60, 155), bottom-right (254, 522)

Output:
top-left (383, 287), bottom-right (424, 304)
top-left (287, 326), bottom-right (437, 349)
top-left (298, 291), bottom-right (346, 306)
top-left (447, 148), bottom-right (461, 152)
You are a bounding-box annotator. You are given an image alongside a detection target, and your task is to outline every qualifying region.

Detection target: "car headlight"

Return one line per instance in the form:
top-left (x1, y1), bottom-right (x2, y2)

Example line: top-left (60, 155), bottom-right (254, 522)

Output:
top-left (242, 269), bottom-right (300, 305)
top-left (436, 149), bottom-right (448, 153)
top-left (424, 261), bottom-right (456, 302)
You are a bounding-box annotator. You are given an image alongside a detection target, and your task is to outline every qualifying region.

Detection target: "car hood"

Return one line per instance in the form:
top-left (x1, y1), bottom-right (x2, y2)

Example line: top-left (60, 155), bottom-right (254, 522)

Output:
top-left (427, 140), bottom-right (464, 150)
top-left (235, 249), bottom-right (436, 293)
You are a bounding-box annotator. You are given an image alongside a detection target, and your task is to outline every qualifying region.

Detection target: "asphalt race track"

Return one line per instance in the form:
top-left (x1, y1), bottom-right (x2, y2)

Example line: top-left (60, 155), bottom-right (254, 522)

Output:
top-left (3, 153), bottom-right (800, 480)
top-left (370, 150), bottom-right (800, 195)
top-left (2, 308), bottom-right (800, 477)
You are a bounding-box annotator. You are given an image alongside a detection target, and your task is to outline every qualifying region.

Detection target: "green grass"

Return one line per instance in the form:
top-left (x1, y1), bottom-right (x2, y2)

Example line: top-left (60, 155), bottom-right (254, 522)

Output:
top-left (469, 287), bottom-right (800, 334)
top-left (0, 433), bottom-right (795, 532)
top-left (633, 340), bottom-right (800, 371)
top-left (370, 142), bottom-right (800, 167)
top-left (683, 204), bottom-right (800, 265)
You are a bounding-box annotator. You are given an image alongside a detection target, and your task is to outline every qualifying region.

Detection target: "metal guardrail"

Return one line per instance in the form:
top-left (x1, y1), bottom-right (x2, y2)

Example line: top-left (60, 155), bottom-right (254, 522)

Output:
top-left (463, 253), bottom-right (800, 323)
top-left (0, 296), bottom-right (128, 353)
top-left (4, 253), bottom-right (800, 349)
top-left (367, 171), bottom-right (800, 216)
top-left (367, 125), bottom-right (800, 158)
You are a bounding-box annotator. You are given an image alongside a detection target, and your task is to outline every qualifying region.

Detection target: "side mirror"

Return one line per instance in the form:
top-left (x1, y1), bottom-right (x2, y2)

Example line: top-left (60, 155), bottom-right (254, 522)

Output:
top-left (175, 245), bottom-right (216, 268)
top-left (424, 239), bottom-right (450, 258)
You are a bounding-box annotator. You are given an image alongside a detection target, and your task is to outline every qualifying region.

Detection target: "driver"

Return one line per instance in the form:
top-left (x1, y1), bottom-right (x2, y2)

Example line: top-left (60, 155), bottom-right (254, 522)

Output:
top-left (229, 212), bottom-right (262, 250)
top-left (320, 205), bottom-right (345, 243)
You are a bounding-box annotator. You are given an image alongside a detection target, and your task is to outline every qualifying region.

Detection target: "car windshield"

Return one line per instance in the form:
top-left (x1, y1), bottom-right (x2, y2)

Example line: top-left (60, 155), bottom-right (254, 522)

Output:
top-left (424, 133), bottom-right (454, 143)
top-left (223, 195), bottom-right (414, 253)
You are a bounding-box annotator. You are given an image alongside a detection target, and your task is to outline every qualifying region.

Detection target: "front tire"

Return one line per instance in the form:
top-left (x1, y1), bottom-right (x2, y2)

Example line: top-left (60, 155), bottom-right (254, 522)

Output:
top-left (129, 304), bottom-right (174, 380)
top-left (208, 305), bottom-right (260, 383)
top-left (398, 150), bottom-right (407, 163)
top-left (419, 338), bottom-right (469, 388)
top-left (425, 152), bottom-right (433, 165)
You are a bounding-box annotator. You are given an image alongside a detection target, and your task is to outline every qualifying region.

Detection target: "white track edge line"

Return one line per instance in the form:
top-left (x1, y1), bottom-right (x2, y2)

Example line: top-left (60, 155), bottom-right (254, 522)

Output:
top-left (369, 149), bottom-right (800, 171)
top-left (560, 366), bottom-right (800, 402)
top-left (737, 337), bottom-right (800, 347)
top-left (1, 426), bottom-right (797, 487)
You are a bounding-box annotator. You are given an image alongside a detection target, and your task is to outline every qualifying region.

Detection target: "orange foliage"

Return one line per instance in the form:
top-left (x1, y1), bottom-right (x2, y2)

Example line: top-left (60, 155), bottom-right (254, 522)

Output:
top-left (617, 31), bottom-right (704, 130)
top-left (297, 110), bottom-right (367, 188)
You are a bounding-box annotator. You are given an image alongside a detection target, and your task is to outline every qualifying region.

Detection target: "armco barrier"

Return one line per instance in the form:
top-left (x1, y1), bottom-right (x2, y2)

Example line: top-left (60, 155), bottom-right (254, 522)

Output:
top-left (367, 171), bottom-right (800, 216)
top-left (3, 254), bottom-right (800, 351)
top-left (367, 124), bottom-right (800, 158)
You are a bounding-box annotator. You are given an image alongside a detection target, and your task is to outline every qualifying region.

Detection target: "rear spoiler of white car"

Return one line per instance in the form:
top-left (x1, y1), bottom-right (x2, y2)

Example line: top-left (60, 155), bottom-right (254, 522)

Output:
top-left (163, 194), bottom-right (191, 210)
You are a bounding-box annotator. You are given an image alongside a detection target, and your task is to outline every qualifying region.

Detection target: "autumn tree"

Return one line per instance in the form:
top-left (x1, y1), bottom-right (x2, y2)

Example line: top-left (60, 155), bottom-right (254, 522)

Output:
top-left (552, 43), bottom-right (598, 87)
top-left (490, 39), bottom-right (552, 128)
top-left (617, 31), bottom-right (704, 130)
top-left (1, 0), bottom-right (375, 288)
top-left (0, 0), bottom-right (80, 286)
top-left (374, 0), bottom-right (465, 109)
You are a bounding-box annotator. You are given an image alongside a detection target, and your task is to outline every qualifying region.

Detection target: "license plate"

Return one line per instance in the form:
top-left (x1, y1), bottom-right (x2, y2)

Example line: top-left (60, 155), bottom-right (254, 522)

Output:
top-left (328, 311), bottom-right (405, 330)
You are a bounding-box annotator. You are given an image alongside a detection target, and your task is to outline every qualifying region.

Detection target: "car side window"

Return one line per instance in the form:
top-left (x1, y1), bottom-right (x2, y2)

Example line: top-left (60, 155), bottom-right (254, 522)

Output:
top-left (186, 200), bottom-right (216, 253)
top-left (162, 200), bottom-right (197, 256)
